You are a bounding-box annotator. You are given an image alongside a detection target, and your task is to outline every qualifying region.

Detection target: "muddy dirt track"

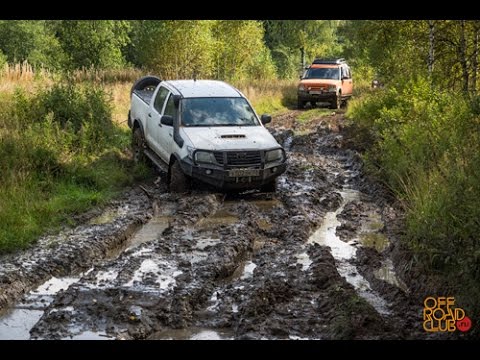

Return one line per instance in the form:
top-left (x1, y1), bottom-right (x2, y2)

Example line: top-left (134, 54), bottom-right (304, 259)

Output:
top-left (0, 111), bottom-right (439, 340)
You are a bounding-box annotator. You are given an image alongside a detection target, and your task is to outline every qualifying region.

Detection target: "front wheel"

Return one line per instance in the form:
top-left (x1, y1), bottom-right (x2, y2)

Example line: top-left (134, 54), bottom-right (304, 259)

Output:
top-left (169, 161), bottom-right (191, 193)
top-left (132, 127), bottom-right (146, 164)
top-left (330, 94), bottom-right (341, 110)
top-left (297, 99), bottom-right (306, 109)
top-left (260, 179), bottom-right (277, 193)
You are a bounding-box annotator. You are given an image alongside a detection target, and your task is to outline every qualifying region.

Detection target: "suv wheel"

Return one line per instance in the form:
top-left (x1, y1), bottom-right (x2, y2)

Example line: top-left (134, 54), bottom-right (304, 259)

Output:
top-left (330, 94), bottom-right (341, 110)
top-left (132, 127), bottom-right (146, 164)
top-left (169, 161), bottom-right (191, 193)
top-left (260, 179), bottom-right (277, 193)
top-left (297, 99), bottom-right (306, 109)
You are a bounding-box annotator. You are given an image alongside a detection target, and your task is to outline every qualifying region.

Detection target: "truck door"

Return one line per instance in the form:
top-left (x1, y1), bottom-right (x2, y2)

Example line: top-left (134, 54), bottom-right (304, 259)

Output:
top-left (155, 93), bottom-right (176, 162)
top-left (146, 86), bottom-right (169, 159)
top-left (341, 65), bottom-right (353, 96)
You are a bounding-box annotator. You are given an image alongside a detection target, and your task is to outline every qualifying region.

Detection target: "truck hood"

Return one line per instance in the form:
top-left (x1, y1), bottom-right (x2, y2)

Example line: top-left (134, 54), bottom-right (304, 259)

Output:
top-left (181, 126), bottom-right (281, 151)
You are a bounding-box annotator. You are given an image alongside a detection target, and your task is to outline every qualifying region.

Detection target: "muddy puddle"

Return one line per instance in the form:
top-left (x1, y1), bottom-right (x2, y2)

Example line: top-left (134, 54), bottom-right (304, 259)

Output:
top-left (88, 205), bottom-right (130, 225)
top-left (125, 216), bottom-right (172, 250)
top-left (374, 259), bottom-right (409, 293)
top-left (0, 112), bottom-right (420, 340)
top-left (149, 327), bottom-right (233, 340)
top-left (0, 276), bottom-right (81, 340)
top-left (62, 331), bottom-right (114, 340)
top-left (196, 209), bottom-right (238, 230)
top-left (306, 188), bottom-right (392, 315)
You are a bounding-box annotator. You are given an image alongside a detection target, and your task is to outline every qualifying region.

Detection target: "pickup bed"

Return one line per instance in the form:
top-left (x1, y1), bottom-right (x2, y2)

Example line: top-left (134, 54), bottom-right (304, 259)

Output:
top-left (128, 76), bottom-right (287, 193)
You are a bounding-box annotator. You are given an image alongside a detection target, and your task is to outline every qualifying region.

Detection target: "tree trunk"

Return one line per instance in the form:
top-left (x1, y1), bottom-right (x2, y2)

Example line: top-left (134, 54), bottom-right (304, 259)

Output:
top-left (472, 24), bottom-right (479, 94)
top-left (459, 20), bottom-right (469, 93)
top-left (428, 20), bottom-right (435, 76)
top-left (300, 47), bottom-right (305, 70)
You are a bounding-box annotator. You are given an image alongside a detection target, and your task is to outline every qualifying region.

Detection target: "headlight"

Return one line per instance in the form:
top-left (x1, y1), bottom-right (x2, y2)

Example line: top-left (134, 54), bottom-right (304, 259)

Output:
top-left (187, 146), bottom-right (195, 159)
top-left (298, 84), bottom-right (305, 91)
top-left (195, 151), bottom-right (217, 165)
top-left (328, 85), bottom-right (337, 92)
top-left (265, 149), bottom-right (284, 163)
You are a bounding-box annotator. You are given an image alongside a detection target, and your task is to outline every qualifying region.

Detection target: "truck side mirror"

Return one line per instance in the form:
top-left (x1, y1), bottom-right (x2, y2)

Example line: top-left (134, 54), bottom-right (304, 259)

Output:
top-left (160, 115), bottom-right (174, 126)
top-left (261, 114), bottom-right (272, 125)
top-left (173, 95), bottom-right (181, 108)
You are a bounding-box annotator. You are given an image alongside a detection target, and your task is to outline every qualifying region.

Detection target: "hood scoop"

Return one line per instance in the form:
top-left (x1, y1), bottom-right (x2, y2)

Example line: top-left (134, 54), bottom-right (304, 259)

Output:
top-left (220, 134), bottom-right (246, 139)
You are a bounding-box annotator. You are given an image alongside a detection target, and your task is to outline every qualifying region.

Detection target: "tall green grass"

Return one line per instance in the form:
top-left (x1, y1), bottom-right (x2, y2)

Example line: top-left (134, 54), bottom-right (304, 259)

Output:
top-left (0, 82), bottom-right (148, 253)
top-left (347, 77), bottom-right (480, 329)
top-left (234, 79), bottom-right (297, 115)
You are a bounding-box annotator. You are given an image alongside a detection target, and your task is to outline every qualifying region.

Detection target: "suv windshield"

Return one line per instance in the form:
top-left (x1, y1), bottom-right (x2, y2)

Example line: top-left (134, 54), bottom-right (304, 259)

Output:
top-left (304, 67), bottom-right (340, 80)
top-left (181, 97), bottom-right (259, 127)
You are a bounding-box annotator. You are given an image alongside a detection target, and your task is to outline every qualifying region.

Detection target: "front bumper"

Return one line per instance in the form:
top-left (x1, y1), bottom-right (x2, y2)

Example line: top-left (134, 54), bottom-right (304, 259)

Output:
top-left (179, 158), bottom-right (287, 190)
top-left (298, 90), bottom-right (336, 102)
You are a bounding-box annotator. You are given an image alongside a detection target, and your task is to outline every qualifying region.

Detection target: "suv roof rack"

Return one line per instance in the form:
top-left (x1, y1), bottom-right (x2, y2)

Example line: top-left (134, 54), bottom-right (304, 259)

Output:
top-left (312, 58), bottom-right (346, 65)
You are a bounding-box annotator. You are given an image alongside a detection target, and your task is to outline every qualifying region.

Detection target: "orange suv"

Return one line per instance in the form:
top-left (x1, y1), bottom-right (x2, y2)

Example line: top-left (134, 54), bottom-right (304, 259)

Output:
top-left (297, 58), bottom-right (353, 109)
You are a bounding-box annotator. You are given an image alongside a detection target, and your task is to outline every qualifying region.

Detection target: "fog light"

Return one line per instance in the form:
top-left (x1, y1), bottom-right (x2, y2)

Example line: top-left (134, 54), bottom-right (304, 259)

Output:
top-left (206, 169), bottom-right (212, 175)
top-left (272, 167), bottom-right (277, 173)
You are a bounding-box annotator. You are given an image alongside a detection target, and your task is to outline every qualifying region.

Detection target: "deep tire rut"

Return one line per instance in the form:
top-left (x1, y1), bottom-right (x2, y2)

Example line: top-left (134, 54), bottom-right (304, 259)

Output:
top-left (0, 111), bottom-right (427, 340)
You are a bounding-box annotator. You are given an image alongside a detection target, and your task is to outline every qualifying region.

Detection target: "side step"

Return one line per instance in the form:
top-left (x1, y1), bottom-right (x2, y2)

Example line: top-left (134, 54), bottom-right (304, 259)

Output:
top-left (144, 148), bottom-right (169, 174)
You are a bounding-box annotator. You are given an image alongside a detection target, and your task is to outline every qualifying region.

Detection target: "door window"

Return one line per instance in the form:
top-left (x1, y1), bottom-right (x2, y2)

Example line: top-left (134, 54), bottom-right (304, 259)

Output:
top-left (154, 87), bottom-right (169, 113)
top-left (163, 94), bottom-right (177, 118)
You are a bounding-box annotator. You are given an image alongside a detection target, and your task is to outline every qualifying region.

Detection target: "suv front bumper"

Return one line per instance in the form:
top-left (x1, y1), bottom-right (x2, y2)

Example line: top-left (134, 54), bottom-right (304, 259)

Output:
top-left (180, 159), bottom-right (287, 190)
top-left (298, 91), bottom-right (336, 103)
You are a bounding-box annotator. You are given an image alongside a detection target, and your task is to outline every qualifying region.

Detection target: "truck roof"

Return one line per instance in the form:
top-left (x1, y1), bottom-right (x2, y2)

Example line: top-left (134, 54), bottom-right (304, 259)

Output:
top-left (165, 80), bottom-right (242, 98)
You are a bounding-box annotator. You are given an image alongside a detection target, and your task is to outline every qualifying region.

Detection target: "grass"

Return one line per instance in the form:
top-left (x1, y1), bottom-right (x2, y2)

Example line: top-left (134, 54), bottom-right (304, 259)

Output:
top-left (234, 79), bottom-right (297, 115)
top-left (347, 76), bottom-right (480, 336)
top-left (0, 70), bottom-right (151, 253)
top-left (297, 108), bottom-right (333, 123)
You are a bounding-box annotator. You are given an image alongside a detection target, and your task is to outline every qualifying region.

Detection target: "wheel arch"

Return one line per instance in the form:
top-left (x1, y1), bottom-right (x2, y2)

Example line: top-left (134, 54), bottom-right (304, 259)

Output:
top-left (132, 119), bottom-right (145, 136)
top-left (167, 153), bottom-right (183, 181)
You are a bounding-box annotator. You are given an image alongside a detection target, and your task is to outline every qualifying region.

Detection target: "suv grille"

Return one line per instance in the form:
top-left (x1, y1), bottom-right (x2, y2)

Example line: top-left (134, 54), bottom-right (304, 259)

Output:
top-left (213, 151), bottom-right (262, 167)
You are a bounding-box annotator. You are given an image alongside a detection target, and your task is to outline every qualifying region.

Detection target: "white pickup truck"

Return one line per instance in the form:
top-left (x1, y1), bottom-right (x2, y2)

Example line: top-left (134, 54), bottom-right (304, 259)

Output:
top-left (128, 77), bottom-right (287, 192)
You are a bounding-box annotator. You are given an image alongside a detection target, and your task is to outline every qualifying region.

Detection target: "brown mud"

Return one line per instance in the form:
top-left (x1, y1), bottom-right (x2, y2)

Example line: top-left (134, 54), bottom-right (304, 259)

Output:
top-left (0, 110), bottom-right (446, 340)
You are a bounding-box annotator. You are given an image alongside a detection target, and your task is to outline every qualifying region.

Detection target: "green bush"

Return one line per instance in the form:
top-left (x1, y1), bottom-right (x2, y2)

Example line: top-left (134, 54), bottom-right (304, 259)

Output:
top-left (348, 77), bottom-right (480, 328)
top-left (0, 82), bottom-right (144, 253)
top-left (0, 51), bottom-right (6, 69)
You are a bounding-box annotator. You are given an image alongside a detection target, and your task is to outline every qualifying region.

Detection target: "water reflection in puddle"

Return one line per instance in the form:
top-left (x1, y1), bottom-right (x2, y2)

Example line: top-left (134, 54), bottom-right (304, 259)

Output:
top-left (126, 216), bottom-right (171, 250)
top-left (307, 188), bottom-right (392, 315)
top-left (149, 327), bottom-right (233, 340)
top-left (0, 276), bottom-right (80, 340)
top-left (374, 259), bottom-right (409, 293)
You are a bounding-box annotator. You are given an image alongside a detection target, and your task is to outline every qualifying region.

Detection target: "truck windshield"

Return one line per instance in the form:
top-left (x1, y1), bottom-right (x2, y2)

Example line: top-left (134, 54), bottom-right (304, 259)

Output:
top-left (304, 67), bottom-right (340, 80)
top-left (181, 97), bottom-right (259, 127)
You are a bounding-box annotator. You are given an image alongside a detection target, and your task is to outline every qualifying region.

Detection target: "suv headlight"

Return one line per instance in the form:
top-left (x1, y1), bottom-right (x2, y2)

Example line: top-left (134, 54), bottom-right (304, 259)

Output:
top-left (265, 149), bottom-right (284, 163)
top-left (298, 84), bottom-right (305, 91)
top-left (187, 146), bottom-right (195, 159)
top-left (328, 85), bottom-right (337, 92)
top-left (195, 151), bottom-right (217, 165)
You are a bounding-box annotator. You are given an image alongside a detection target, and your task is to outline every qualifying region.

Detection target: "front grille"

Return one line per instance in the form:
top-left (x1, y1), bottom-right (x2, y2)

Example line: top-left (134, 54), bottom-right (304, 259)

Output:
top-left (213, 152), bottom-right (224, 164)
top-left (227, 151), bottom-right (262, 167)
top-left (213, 151), bottom-right (262, 167)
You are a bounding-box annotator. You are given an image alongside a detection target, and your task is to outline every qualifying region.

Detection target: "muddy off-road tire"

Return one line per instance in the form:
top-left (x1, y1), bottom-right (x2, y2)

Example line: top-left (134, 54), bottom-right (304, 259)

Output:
top-left (132, 127), bottom-right (146, 164)
top-left (260, 180), bottom-right (277, 193)
top-left (169, 161), bottom-right (191, 193)
top-left (330, 94), bottom-right (341, 110)
top-left (297, 99), bottom-right (306, 109)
